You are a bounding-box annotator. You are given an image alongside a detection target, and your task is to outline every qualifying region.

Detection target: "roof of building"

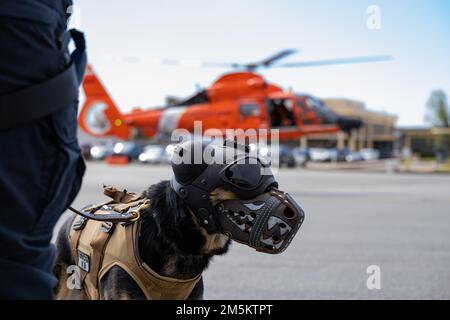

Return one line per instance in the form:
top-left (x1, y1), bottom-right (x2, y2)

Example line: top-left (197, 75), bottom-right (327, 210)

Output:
top-left (322, 98), bottom-right (397, 125)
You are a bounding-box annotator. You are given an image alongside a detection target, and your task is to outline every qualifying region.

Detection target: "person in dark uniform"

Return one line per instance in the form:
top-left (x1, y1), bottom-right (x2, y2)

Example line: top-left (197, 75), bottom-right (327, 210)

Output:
top-left (0, 0), bottom-right (86, 299)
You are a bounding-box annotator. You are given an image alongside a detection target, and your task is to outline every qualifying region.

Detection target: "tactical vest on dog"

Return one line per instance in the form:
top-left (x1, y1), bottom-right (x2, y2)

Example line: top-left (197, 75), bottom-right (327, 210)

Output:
top-left (69, 186), bottom-right (201, 300)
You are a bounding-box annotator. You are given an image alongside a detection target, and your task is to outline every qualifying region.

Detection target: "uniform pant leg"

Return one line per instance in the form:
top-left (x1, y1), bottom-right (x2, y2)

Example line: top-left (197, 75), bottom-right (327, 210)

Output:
top-left (0, 13), bottom-right (85, 299)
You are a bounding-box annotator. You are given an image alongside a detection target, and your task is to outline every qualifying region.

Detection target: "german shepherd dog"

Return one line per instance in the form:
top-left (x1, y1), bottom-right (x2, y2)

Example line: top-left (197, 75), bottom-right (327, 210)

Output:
top-left (53, 181), bottom-right (236, 300)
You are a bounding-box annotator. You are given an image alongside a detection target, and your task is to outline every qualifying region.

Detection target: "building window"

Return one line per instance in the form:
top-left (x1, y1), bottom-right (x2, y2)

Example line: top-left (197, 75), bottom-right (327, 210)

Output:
top-left (374, 124), bottom-right (387, 135)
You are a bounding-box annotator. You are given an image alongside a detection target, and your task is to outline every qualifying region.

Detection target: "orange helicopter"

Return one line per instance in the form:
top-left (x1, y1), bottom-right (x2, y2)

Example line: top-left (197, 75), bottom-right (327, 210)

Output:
top-left (79, 50), bottom-right (391, 141)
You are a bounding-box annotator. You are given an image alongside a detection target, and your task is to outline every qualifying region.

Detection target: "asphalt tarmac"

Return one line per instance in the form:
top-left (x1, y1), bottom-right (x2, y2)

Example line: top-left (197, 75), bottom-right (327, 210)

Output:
top-left (54, 162), bottom-right (450, 299)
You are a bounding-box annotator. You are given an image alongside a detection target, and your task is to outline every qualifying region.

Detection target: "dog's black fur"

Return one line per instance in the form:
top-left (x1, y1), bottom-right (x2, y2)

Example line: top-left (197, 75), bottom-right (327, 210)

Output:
top-left (53, 180), bottom-right (232, 300)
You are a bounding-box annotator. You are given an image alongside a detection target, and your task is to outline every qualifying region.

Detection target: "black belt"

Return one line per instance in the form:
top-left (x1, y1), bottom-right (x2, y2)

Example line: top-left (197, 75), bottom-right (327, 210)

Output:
top-left (0, 63), bottom-right (78, 131)
top-left (0, 29), bottom-right (87, 131)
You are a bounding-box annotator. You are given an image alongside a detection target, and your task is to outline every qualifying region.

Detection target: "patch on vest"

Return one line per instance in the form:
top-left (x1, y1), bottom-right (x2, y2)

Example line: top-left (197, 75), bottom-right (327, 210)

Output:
top-left (78, 251), bottom-right (90, 272)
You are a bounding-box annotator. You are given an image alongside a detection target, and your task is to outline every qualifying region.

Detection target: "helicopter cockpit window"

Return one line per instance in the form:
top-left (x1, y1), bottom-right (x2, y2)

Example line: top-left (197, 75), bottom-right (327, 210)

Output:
top-left (239, 103), bottom-right (261, 117)
top-left (306, 97), bottom-right (337, 123)
top-left (267, 99), bottom-right (296, 128)
top-left (296, 99), bottom-right (309, 113)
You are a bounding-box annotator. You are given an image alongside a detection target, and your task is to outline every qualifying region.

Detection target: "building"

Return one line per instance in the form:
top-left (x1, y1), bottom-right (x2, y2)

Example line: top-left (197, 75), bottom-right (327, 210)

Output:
top-left (399, 126), bottom-right (450, 158)
top-left (300, 98), bottom-right (397, 156)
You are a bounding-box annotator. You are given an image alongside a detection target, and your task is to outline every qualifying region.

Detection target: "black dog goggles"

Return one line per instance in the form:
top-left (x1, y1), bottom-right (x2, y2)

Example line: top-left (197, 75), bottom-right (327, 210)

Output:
top-left (219, 156), bottom-right (278, 197)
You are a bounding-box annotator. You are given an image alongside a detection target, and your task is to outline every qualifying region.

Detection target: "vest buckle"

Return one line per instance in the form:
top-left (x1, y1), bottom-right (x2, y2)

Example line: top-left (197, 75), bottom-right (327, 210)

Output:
top-left (73, 216), bottom-right (87, 230)
top-left (100, 221), bottom-right (115, 233)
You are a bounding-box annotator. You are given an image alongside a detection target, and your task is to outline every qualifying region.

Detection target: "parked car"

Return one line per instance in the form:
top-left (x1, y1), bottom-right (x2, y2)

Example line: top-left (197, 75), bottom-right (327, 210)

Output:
top-left (248, 143), bottom-right (296, 168)
top-left (90, 140), bottom-right (115, 160)
top-left (139, 145), bottom-right (172, 164)
top-left (360, 148), bottom-right (380, 161)
top-left (264, 145), bottom-right (297, 168)
top-left (278, 145), bottom-right (297, 168)
top-left (309, 148), bottom-right (338, 162)
top-left (112, 141), bottom-right (142, 161)
top-left (292, 148), bottom-right (310, 167)
top-left (345, 151), bottom-right (364, 162)
top-left (337, 148), bottom-right (351, 162)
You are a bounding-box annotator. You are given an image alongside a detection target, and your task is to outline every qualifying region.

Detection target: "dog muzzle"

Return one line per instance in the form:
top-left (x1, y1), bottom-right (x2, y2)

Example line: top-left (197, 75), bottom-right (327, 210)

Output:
top-left (216, 188), bottom-right (304, 254)
top-left (170, 139), bottom-right (305, 253)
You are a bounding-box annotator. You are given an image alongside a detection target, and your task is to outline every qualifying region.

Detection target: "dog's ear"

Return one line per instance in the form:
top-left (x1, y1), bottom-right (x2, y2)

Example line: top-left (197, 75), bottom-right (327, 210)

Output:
top-left (144, 181), bottom-right (188, 223)
top-left (166, 183), bottom-right (189, 222)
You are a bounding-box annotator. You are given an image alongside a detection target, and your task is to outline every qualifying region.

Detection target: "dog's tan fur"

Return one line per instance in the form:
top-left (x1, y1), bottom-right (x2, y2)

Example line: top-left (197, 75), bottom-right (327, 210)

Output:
top-left (196, 188), bottom-right (238, 254)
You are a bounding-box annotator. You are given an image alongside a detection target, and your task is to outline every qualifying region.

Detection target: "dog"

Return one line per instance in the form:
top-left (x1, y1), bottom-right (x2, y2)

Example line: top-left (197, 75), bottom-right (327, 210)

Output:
top-left (53, 182), bottom-right (237, 300)
top-left (53, 140), bottom-right (304, 300)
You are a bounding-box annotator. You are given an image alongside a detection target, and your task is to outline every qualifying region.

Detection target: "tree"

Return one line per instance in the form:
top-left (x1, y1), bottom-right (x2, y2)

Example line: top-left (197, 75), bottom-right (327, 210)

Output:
top-left (425, 90), bottom-right (450, 127)
top-left (425, 90), bottom-right (450, 162)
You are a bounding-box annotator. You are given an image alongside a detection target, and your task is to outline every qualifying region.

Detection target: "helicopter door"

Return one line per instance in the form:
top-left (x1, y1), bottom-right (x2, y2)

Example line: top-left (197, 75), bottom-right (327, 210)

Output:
top-left (267, 98), bottom-right (297, 128)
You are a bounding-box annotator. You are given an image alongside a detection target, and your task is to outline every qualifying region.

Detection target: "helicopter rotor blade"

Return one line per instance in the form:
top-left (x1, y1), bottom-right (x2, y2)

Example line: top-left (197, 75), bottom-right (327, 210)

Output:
top-left (273, 55), bottom-right (393, 68)
top-left (102, 49), bottom-right (299, 70)
top-left (256, 49), bottom-right (298, 68)
top-left (101, 55), bottom-right (241, 68)
top-left (100, 53), bottom-right (392, 70)
top-left (183, 49), bottom-right (299, 70)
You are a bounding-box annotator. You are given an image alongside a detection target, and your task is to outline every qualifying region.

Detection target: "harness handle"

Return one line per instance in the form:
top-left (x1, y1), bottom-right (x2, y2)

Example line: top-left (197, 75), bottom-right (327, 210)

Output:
top-left (68, 201), bottom-right (148, 223)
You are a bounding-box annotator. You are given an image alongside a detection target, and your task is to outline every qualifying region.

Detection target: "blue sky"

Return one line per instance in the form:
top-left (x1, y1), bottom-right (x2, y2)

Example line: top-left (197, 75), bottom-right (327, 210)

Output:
top-left (75, 0), bottom-right (450, 126)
